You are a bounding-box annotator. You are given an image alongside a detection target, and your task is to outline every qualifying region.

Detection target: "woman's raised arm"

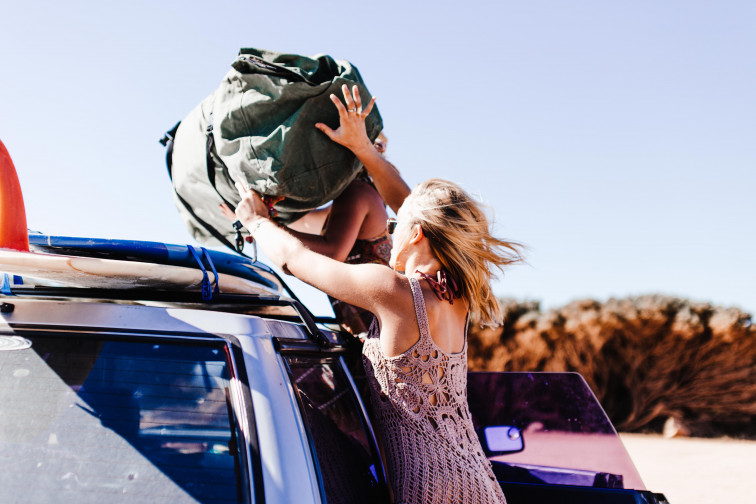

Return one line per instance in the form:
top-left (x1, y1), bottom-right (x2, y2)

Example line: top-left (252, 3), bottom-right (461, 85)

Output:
top-left (315, 85), bottom-right (411, 214)
top-left (231, 182), bottom-right (403, 316)
top-left (284, 179), bottom-right (385, 262)
top-left (287, 206), bottom-right (331, 234)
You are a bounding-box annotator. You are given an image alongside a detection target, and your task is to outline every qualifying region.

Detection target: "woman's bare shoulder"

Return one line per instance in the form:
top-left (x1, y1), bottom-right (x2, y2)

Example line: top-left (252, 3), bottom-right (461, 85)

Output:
top-left (338, 178), bottom-right (381, 202)
top-left (371, 269), bottom-right (413, 306)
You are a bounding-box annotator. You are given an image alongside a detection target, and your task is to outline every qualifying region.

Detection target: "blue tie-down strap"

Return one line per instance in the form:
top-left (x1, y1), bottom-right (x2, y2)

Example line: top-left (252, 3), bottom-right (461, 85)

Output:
top-left (1, 274), bottom-right (13, 296)
top-left (187, 245), bottom-right (220, 302)
top-left (0, 275), bottom-right (21, 295)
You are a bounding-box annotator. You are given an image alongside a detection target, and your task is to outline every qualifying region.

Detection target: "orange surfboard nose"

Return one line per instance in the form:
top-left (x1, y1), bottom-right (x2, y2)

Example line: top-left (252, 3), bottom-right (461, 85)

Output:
top-left (0, 140), bottom-right (29, 251)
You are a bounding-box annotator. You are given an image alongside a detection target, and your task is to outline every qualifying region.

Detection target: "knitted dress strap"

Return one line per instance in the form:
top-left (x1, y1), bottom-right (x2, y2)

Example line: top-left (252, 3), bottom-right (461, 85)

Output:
top-left (408, 277), bottom-right (432, 344)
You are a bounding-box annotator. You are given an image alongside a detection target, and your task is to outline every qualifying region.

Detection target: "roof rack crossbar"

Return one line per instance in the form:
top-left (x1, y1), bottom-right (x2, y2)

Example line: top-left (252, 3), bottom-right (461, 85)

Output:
top-left (2, 288), bottom-right (333, 348)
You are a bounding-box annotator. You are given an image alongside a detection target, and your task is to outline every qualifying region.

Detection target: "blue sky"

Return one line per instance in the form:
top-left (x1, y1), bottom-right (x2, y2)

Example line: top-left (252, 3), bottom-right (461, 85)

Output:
top-left (2, 1), bottom-right (754, 316)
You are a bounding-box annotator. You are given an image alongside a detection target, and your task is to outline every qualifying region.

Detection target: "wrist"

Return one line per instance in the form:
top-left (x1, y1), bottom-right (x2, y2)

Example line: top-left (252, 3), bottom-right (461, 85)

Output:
top-left (248, 217), bottom-right (269, 235)
top-left (351, 138), bottom-right (379, 160)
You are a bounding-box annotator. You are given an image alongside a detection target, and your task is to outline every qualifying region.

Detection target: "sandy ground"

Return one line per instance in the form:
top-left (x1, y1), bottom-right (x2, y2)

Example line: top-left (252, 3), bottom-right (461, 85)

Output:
top-left (619, 433), bottom-right (756, 504)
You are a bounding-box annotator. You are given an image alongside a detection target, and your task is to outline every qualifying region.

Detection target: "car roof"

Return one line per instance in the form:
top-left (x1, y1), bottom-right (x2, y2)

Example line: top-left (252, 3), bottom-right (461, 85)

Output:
top-left (1, 234), bottom-right (340, 348)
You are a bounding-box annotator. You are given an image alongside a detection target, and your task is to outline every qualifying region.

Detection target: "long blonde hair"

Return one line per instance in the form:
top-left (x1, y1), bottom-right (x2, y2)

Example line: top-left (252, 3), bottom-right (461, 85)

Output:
top-left (404, 179), bottom-right (524, 325)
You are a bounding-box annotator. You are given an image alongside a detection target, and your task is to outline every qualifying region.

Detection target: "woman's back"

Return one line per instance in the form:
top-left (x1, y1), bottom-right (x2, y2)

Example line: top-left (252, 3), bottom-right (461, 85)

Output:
top-left (421, 279), bottom-right (468, 354)
top-left (362, 277), bottom-right (506, 503)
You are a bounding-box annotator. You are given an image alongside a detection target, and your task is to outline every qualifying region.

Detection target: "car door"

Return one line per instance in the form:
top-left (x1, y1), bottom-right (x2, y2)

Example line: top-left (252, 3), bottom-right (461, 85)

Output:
top-left (467, 372), bottom-right (670, 504)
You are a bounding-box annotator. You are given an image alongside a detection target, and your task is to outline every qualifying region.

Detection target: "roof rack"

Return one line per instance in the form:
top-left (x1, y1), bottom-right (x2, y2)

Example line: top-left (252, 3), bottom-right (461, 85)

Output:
top-left (3, 235), bottom-right (337, 347)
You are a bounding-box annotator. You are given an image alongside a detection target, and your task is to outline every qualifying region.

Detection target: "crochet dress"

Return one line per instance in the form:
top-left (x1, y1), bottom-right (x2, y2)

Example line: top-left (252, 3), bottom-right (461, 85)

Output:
top-left (362, 277), bottom-right (506, 503)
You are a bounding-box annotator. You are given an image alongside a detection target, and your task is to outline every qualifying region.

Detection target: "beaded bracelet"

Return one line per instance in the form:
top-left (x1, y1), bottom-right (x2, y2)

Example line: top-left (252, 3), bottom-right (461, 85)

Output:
top-left (261, 196), bottom-right (280, 218)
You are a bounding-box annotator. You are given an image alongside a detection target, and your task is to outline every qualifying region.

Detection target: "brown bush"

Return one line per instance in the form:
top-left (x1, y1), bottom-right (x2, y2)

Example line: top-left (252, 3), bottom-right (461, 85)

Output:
top-left (468, 295), bottom-right (756, 438)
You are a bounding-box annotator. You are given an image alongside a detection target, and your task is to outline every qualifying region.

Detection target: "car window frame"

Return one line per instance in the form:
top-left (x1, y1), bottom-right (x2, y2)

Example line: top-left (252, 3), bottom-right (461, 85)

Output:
top-left (277, 342), bottom-right (390, 504)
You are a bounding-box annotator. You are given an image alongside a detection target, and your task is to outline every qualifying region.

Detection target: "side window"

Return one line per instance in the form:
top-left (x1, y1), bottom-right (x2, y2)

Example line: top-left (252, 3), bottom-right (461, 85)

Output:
top-left (467, 372), bottom-right (645, 490)
top-left (284, 355), bottom-right (387, 504)
top-left (0, 333), bottom-right (248, 503)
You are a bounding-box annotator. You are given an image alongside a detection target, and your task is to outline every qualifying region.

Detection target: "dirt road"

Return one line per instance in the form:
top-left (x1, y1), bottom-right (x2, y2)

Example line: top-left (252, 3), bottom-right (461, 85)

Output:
top-left (620, 434), bottom-right (756, 503)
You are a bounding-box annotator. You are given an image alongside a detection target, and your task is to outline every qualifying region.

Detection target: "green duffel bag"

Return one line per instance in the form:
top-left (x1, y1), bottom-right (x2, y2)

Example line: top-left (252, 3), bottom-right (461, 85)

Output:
top-left (163, 47), bottom-right (383, 251)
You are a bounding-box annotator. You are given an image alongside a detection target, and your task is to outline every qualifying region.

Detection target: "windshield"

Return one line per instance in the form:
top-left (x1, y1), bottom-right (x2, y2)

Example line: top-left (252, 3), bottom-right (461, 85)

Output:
top-left (0, 332), bottom-right (248, 503)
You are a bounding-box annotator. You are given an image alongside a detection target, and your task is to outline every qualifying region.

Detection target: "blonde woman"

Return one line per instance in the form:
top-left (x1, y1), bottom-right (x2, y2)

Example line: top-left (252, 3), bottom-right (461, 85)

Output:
top-left (233, 85), bottom-right (520, 503)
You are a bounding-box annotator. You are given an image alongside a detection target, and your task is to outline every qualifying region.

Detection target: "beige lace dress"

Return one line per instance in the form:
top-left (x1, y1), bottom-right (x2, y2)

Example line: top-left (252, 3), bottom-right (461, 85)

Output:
top-left (362, 277), bottom-right (506, 503)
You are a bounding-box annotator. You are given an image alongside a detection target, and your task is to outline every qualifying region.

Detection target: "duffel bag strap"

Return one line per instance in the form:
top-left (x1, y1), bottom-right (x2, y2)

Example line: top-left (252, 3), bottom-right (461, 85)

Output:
top-left (159, 121), bottom-right (250, 257)
top-left (159, 121), bottom-right (181, 179)
top-left (205, 111), bottom-right (249, 255)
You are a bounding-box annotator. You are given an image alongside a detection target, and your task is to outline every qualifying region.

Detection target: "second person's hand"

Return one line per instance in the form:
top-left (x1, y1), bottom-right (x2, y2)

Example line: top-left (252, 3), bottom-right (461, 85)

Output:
top-left (227, 181), bottom-right (271, 234)
top-left (315, 84), bottom-right (376, 156)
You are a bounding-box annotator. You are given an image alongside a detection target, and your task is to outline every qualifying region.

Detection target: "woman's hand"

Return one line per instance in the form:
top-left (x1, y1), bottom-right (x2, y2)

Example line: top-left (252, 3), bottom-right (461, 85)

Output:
top-left (219, 182), bottom-right (272, 233)
top-left (316, 83), bottom-right (410, 215)
top-left (315, 84), bottom-right (376, 157)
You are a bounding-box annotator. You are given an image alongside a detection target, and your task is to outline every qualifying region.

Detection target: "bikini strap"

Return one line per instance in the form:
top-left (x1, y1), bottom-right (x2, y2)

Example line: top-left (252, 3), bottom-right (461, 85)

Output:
top-left (415, 269), bottom-right (459, 304)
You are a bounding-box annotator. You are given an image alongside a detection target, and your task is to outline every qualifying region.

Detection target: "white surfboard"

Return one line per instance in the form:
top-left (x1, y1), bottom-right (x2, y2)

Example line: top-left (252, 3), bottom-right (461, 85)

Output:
top-left (0, 249), bottom-right (279, 296)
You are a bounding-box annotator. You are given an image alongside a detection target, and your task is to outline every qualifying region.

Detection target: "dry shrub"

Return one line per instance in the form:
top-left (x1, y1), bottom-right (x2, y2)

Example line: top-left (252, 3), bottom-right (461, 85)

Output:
top-left (468, 295), bottom-right (756, 438)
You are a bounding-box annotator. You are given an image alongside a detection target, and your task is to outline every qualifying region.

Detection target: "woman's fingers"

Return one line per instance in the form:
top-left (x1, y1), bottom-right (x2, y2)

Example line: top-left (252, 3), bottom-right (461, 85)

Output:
top-left (329, 93), bottom-right (347, 116)
top-left (332, 85), bottom-right (375, 119)
top-left (352, 85), bottom-right (363, 113)
top-left (349, 85), bottom-right (376, 117)
top-left (363, 96), bottom-right (376, 117)
top-left (234, 181), bottom-right (247, 198)
top-left (315, 122), bottom-right (336, 139)
top-left (322, 85), bottom-right (377, 149)
top-left (341, 84), bottom-right (356, 112)
top-left (232, 182), bottom-right (271, 223)
top-left (219, 202), bottom-right (236, 221)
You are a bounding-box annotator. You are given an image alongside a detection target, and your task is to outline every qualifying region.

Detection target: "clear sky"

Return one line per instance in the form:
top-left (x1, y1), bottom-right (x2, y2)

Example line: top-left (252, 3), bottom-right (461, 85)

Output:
top-left (2, 1), bottom-right (754, 316)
